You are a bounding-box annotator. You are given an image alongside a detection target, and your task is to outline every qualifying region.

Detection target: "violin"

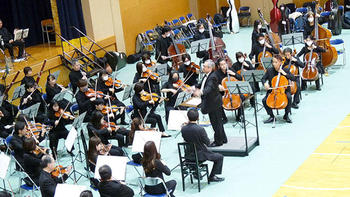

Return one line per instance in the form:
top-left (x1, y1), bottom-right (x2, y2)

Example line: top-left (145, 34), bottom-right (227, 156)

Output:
top-left (101, 121), bottom-right (118, 131)
top-left (55, 109), bottom-right (75, 120)
top-left (173, 79), bottom-right (191, 92)
top-left (266, 66), bottom-right (289, 109)
top-left (25, 122), bottom-right (51, 138)
top-left (85, 88), bottom-right (106, 98)
top-left (104, 77), bottom-right (124, 88)
top-left (51, 165), bottom-right (67, 178)
top-left (142, 69), bottom-right (160, 81)
top-left (101, 105), bottom-right (123, 114)
top-left (33, 145), bottom-right (48, 156)
top-left (140, 91), bottom-right (167, 102)
top-left (185, 62), bottom-right (200, 73)
top-left (144, 61), bottom-right (156, 68)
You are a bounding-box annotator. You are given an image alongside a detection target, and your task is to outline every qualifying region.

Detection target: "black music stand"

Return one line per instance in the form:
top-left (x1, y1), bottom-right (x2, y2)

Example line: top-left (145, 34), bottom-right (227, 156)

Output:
top-left (122, 84), bottom-right (134, 101)
top-left (71, 112), bottom-right (86, 163)
top-left (155, 63), bottom-right (168, 76)
top-left (242, 70), bottom-right (265, 112)
top-left (190, 38), bottom-right (210, 54)
top-left (21, 103), bottom-right (40, 120)
top-left (174, 91), bottom-right (188, 108)
top-left (210, 81), bottom-right (259, 156)
top-left (11, 84), bottom-right (25, 101)
top-left (261, 57), bottom-right (273, 70)
top-left (281, 32), bottom-right (304, 49)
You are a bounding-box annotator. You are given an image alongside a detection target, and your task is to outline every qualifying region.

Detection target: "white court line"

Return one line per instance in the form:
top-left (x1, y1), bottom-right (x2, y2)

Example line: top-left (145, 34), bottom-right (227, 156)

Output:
top-left (336, 126), bottom-right (350, 128)
top-left (282, 185), bottom-right (350, 191)
top-left (312, 153), bottom-right (350, 156)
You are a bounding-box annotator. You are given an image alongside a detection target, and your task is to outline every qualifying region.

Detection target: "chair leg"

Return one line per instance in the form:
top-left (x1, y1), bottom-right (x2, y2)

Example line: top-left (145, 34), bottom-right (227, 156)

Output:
top-left (206, 165), bottom-right (210, 184)
top-left (197, 168), bottom-right (201, 192)
top-left (182, 172), bottom-right (186, 191)
top-left (42, 32), bottom-right (45, 45)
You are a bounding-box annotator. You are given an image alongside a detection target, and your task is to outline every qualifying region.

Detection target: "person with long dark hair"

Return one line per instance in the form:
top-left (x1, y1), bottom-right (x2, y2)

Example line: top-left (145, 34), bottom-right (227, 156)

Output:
top-left (142, 141), bottom-right (176, 197)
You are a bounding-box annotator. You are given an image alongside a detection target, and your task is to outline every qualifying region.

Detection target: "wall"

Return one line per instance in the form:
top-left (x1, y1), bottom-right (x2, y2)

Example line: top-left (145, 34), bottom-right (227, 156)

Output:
top-left (119, 0), bottom-right (190, 55)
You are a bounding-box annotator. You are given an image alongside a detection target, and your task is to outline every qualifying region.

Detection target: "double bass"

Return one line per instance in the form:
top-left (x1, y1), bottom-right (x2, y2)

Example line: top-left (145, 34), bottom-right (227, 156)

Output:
top-left (206, 14), bottom-right (233, 66)
top-left (167, 26), bottom-right (186, 70)
top-left (270, 0), bottom-right (282, 33)
top-left (312, 0), bottom-right (338, 68)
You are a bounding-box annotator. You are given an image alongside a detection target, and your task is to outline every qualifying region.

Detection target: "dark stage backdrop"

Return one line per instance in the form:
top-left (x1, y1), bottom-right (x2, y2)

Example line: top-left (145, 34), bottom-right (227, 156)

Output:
top-left (0, 0), bottom-right (52, 47)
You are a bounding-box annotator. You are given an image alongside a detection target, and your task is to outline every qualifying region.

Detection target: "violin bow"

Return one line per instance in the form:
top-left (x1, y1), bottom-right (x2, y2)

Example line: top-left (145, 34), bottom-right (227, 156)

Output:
top-left (94, 73), bottom-right (99, 100)
top-left (106, 94), bottom-right (112, 130)
top-left (56, 101), bottom-right (72, 126)
top-left (23, 116), bottom-right (40, 144)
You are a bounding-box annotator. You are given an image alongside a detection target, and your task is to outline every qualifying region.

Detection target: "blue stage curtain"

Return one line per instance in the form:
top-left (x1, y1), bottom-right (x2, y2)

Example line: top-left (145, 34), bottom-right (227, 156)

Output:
top-left (0, 0), bottom-right (52, 47)
top-left (56, 0), bottom-right (86, 40)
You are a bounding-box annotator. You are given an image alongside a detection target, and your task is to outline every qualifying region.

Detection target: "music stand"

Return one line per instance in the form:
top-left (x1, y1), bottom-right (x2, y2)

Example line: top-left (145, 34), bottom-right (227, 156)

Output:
top-left (174, 91), bottom-right (188, 108)
top-left (53, 91), bottom-right (68, 102)
top-left (55, 184), bottom-right (87, 197)
top-left (122, 84), bottom-right (134, 101)
top-left (132, 131), bottom-right (162, 153)
top-left (281, 32), bottom-right (304, 49)
top-left (242, 70), bottom-right (265, 112)
top-left (0, 153), bottom-right (11, 193)
top-left (11, 84), bottom-right (25, 101)
top-left (52, 70), bottom-right (60, 80)
top-left (0, 95), bottom-right (4, 107)
top-left (155, 63), bottom-right (168, 76)
top-left (160, 75), bottom-right (169, 87)
top-left (224, 81), bottom-right (259, 155)
top-left (190, 39), bottom-right (210, 54)
top-left (94, 156), bottom-right (128, 181)
top-left (261, 57), bottom-right (273, 70)
top-left (72, 112), bottom-right (86, 130)
top-left (21, 103), bottom-right (40, 119)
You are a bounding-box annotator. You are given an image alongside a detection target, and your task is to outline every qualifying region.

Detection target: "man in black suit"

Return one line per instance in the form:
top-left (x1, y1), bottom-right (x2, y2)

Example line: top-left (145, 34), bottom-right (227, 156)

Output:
top-left (181, 109), bottom-right (224, 182)
top-left (98, 165), bottom-right (134, 197)
top-left (39, 155), bottom-right (72, 197)
top-left (193, 59), bottom-right (227, 147)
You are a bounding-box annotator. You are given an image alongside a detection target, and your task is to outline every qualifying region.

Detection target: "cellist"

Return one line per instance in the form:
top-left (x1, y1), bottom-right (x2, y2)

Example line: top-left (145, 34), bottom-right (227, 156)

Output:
top-left (215, 58), bottom-right (243, 122)
top-left (282, 48), bottom-right (304, 109)
top-left (262, 54), bottom-right (296, 124)
top-left (297, 35), bottom-right (326, 91)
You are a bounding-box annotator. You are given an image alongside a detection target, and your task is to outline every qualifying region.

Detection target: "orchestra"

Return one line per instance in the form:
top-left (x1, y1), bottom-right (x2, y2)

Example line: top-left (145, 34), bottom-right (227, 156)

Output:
top-left (0, 0), bottom-right (344, 196)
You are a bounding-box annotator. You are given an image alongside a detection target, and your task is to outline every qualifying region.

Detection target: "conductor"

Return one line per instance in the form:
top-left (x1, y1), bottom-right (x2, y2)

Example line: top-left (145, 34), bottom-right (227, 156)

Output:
top-left (193, 59), bottom-right (227, 147)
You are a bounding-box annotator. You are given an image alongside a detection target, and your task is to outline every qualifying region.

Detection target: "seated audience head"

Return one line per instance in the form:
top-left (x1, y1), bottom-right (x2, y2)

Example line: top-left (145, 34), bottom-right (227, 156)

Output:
top-left (98, 164), bottom-right (112, 181)
top-left (187, 109), bottom-right (199, 122)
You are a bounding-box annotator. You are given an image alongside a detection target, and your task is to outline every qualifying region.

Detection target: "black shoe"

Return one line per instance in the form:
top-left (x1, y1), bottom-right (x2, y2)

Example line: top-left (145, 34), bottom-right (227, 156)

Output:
top-left (223, 139), bottom-right (228, 144)
top-left (120, 121), bottom-right (128, 125)
top-left (161, 132), bottom-right (171, 138)
top-left (236, 116), bottom-right (241, 122)
top-left (208, 142), bottom-right (223, 147)
top-left (316, 87), bottom-right (321, 91)
top-left (209, 175), bottom-right (225, 182)
top-left (291, 103), bottom-right (299, 109)
top-left (222, 119), bottom-right (228, 124)
top-left (263, 116), bottom-right (275, 124)
top-left (283, 115), bottom-right (292, 123)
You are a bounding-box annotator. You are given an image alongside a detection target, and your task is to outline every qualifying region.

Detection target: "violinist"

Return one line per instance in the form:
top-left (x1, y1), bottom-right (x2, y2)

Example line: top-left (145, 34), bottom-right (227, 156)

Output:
top-left (76, 79), bottom-right (95, 122)
top-left (282, 48), bottom-right (304, 109)
top-left (161, 71), bottom-right (185, 123)
top-left (47, 100), bottom-right (74, 157)
top-left (262, 54), bottom-right (296, 123)
top-left (297, 36), bottom-right (326, 91)
top-left (87, 136), bottom-right (124, 173)
top-left (132, 82), bottom-right (170, 137)
top-left (21, 67), bottom-right (35, 86)
top-left (97, 70), bottom-right (128, 125)
top-left (249, 33), bottom-right (279, 67)
top-left (17, 114), bottom-right (47, 143)
top-left (23, 137), bottom-right (46, 186)
top-left (155, 25), bottom-right (172, 64)
top-left (178, 53), bottom-right (199, 86)
top-left (142, 53), bottom-right (156, 68)
top-left (45, 74), bottom-right (67, 104)
top-left (69, 59), bottom-right (88, 93)
top-left (87, 111), bottom-right (129, 147)
top-left (133, 62), bottom-right (160, 94)
top-left (215, 58), bottom-right (243, 122)
top-left (9, 121), bottom-right (27, 167)
top-left (39, 155), bottom-right (72, 197)
top-left (19, 82), bottom-right (46, 122)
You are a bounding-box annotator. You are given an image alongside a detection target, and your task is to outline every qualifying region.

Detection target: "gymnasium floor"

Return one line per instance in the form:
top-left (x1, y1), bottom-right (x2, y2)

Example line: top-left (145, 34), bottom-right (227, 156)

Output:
top-left (6, 26), bottom-right (350, 197)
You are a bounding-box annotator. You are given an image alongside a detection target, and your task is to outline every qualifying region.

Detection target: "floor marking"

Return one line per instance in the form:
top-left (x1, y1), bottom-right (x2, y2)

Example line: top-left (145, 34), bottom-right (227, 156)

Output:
top-left (312, 153), bottom-right (350, 156)
top-left (336, 141), bottom-right (350, 143)
top-left (282, 185), bottom-right (350, 191)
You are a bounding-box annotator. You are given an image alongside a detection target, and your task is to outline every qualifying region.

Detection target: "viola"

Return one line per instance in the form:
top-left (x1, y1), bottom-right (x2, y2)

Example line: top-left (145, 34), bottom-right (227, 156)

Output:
top-left (266, 67), bottom-right (289, 109)
top-left (101, 121), bottom-right (118, 131)
top-left (85, 88), bottom-right (106, 98)
top-left (101, 105), bottom-right (123, 114)
top-left (51, 165), bottom-right (67, 178)
top-left (54, 109), bottom-right (75, 120)
top-left (142, 69), bottom-right (160, 81)
top-left (185, 62), bottom-right (200, 73)
top-left (104, 77), bottom-right (124, 88)
top-left (173, 79), bottom-right (191, 92)
top-left (140, 91), bottom-right (167, 102)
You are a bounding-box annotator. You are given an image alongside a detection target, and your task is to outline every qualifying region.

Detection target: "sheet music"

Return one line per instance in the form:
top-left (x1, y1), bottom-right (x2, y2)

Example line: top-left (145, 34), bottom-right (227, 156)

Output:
top-left (167, 110), bottom-right (189, 131)
top-left (65, 127), bottom-right (77, 152)
top-left (132, 131), bottom-right (162, 153)
top-left (23, 28), bottom-right (29, 38)
top-left (185, 97), bottom-right (201, 106)
top-left (14, 29), bottom-right (23, 41)
top-left (55, 184), bottom-right (87, 197)
top-left (0, 153), bottom-right (10, 179)
top-left (94, 156), bottom-right (128, 181)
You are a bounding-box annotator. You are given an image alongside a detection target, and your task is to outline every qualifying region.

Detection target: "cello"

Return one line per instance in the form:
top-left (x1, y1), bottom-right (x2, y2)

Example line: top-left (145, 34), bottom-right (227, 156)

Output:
top-left (266, 65), bottom-right (289, 110)
top-left (221, 68), bottom-right (241, 110)
top-left (206, 14), bottom-right (233, 67)
top-left (167, 27), bottom-right (186, 70)
top-left (283, 58), bottom-right (297, 95)
top-left (301, 46), bottom-right (319, 81)
top-left (270, 0), bottom-right (282, 33)
top-left (312, 0), bottom-right (338, 68)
